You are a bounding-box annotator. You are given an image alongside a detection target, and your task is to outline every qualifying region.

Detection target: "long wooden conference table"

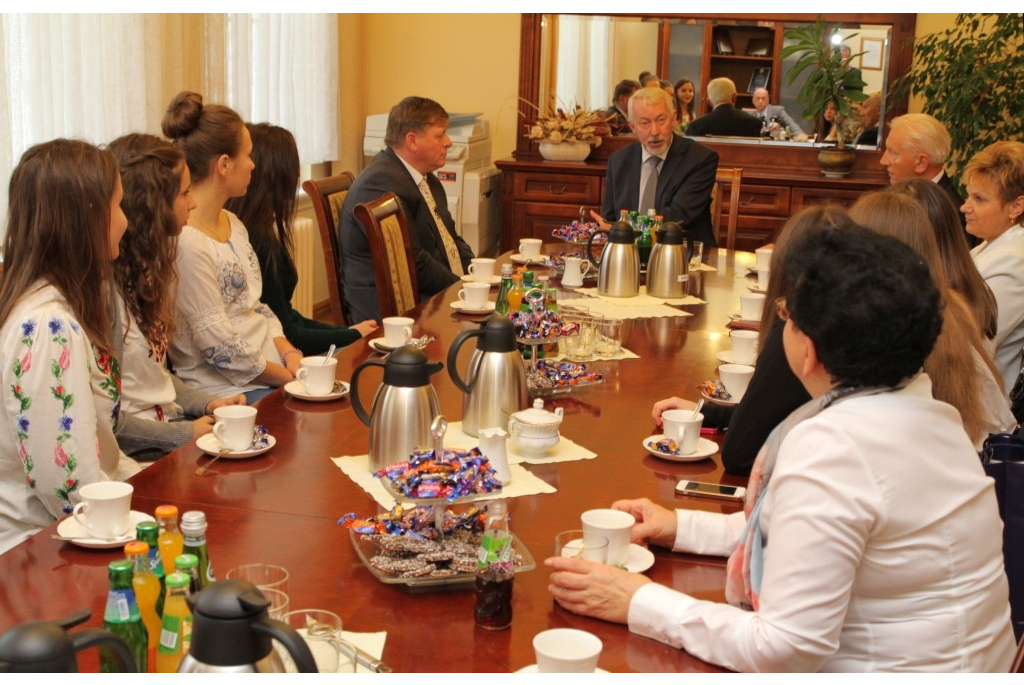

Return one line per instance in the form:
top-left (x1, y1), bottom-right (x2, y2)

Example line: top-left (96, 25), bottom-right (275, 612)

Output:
top-left (0, 248), bottom-right (757, 673)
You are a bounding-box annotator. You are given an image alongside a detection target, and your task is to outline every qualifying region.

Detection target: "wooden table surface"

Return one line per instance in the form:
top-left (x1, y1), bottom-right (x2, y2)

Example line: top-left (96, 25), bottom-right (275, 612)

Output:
top-left (0, 247), bottom-right (757, 673)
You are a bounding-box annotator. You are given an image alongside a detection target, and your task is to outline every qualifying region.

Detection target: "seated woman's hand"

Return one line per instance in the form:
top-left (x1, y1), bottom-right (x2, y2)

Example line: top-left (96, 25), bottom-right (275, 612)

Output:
top-left (612, 497), bottom-right (678, 549)
top-left (545, 555), bottom-right (651, 624)
top-left (354, 320), bottom-right (379, 338)
top-left (651, 397), bottom-right (697, 428)
top-left (191, 415), bottom-right (215, 440)
top-left (205, 395), bottom-right (247, 415)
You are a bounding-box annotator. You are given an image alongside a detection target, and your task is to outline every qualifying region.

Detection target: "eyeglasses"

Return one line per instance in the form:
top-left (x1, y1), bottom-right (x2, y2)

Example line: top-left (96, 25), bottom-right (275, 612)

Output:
top-left (775, 297), bottom-right (790, 322)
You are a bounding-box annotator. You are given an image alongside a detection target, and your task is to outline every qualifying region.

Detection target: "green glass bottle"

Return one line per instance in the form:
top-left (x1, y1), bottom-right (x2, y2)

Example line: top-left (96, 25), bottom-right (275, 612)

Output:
top-left (100, 559), bottom-right (148, 673)
top-left (494, 263), bottom-right (514, 315)
top-left (637, 225), bottom-right (653, 271)
top-left (136, 520), bottom-right (165, 617)
top-left (181, 510), bottom-right (215, 590)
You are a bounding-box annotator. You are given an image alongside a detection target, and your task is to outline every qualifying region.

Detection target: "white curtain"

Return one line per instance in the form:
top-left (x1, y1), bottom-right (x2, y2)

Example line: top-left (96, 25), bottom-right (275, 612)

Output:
top-left (555, 15), bottom-right (610, 111)
top-left (0, 13), bottom-right (340, 241)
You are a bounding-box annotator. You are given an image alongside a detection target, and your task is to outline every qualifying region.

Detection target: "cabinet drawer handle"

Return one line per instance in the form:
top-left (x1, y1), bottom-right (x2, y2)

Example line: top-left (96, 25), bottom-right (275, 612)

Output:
top-left (547, 185), bottom-right (568, 195)
top-left (739, 197), bottom-right (755, 206)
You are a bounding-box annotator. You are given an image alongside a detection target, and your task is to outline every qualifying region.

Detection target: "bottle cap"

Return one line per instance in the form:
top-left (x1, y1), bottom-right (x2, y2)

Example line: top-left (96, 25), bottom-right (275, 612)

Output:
top-left (155, 504), bottom-right (179, 518)
top-left (165, 572), bottom-right (191, 588)
top-left (124, 541), bottom-right (148, 557)
top-left (175, 554), bottom-right (199, 571)
top-left (181, 510), bottom-right (208, 534)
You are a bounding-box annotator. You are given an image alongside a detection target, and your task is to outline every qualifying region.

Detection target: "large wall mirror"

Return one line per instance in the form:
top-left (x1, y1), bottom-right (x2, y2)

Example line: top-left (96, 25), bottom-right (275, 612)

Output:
top-left (516, 13), bottom-right (916, 158)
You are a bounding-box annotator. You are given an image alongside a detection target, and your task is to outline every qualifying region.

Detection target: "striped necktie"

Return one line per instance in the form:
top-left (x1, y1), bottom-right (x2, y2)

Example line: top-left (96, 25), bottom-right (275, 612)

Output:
top-left (418, 177), bottom-right (464, 276)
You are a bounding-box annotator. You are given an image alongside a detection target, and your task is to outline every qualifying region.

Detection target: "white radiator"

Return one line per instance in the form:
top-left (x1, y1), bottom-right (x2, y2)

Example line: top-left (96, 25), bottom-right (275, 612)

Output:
top-left (290, 217), bottom-right (316, 318)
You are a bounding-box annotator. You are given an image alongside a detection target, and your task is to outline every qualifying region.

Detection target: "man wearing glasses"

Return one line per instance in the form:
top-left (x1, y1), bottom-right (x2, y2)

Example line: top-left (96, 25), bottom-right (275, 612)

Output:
top-left (595, 87), bottom-right (719, 247)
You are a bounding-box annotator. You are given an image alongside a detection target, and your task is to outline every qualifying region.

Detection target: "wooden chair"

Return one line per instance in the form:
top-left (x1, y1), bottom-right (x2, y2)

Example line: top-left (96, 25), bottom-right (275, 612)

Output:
top-left (353, 192), bottom-right (419, 319)
top-left (302, 172), bottom-right (355, 326)
top-left (712, 167), bottom-right (743, 251)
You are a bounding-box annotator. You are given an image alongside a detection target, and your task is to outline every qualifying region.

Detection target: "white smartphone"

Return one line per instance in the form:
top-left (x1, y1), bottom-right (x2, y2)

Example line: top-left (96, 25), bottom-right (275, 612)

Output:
top-left (675, 480), bottom-right (746, 501)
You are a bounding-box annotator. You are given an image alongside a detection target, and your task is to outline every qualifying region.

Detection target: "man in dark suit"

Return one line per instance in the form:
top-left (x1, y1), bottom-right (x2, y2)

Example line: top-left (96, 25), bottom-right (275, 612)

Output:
top-left (339, 96), bottom-right (474, 322)
top-left (602, 79), bottom-right (640, 136)
top-left (881, 113), bottom-right (976, 246)
top-left (687, 77), bottom-right (762, 138)
top-left (594, 87), bottom-right (719, 247)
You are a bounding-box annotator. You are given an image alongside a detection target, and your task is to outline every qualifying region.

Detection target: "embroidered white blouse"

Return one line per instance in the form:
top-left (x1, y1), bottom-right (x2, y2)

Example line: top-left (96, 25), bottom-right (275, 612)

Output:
top-left (169, 213), bottom-right (285, 397)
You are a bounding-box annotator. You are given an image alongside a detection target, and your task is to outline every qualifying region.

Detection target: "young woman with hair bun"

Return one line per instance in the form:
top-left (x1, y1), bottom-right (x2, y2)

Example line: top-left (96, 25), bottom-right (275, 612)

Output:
top-left (162, 91), bottom-right (301, 403)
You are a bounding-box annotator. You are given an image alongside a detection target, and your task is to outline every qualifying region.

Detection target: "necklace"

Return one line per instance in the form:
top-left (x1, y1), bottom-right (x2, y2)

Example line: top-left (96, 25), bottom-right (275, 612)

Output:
top-left (190, 210), bottom-right (228, 242)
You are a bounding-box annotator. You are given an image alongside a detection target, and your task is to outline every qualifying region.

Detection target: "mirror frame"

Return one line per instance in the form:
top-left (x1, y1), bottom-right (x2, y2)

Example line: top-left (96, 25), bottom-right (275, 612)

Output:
top-left (513, 13), bottom-right (917, 159)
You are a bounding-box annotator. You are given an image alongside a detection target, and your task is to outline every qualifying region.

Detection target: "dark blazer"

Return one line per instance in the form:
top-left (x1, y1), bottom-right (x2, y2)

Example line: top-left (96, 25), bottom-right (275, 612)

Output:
top-left (339, 147), bottom-right (474, 323)
top-left (602, 104), bottom-right (630, 136)
top-left (687, 104), bottom-right (762, 138)
top-left (601, 134), bottom-right (719, 246)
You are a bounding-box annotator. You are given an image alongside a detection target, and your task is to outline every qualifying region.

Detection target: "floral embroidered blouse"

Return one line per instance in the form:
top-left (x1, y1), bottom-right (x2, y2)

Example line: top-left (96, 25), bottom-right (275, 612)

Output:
top-left (0, 283), bottom-right (140, 554)
top-left (168, 212), bottom-right (285, 397)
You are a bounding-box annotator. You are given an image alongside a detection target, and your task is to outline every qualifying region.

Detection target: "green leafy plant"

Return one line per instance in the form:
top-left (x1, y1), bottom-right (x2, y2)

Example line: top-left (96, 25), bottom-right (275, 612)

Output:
top-left (892, 13), bottom-right (1024, 185)
top-left (780, 16), bottom-right (868, 149)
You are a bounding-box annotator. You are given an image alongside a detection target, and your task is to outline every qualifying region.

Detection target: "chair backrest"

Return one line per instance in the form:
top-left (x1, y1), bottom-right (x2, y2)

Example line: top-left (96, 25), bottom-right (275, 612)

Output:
top-left (712, 167), bottom-right (743, 251)
top-left (353, 192), bottom-right (419, 319)
top-left (302, 172), bottom-right (355, 326)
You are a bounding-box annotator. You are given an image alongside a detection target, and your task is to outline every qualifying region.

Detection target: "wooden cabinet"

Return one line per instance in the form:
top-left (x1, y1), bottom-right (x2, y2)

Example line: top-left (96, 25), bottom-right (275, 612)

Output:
top-left (702, 21), bottom-right (783, 114)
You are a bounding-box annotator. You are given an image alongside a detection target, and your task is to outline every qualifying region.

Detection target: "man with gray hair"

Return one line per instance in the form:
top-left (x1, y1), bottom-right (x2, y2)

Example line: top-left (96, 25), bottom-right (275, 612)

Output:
top-left (687, 77), bottom-right (762, 138)
top-left (595, 87), bottom-right (719, 246)
top-left (881, 113), bottom-right (970, 239)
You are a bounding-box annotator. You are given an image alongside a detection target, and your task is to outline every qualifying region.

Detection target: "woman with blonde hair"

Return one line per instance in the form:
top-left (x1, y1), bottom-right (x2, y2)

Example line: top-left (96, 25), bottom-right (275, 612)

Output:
top-left (109, 133), bottom-right (245, 458)
top-left (0, 140), bottom-right (140, 553)
top-left (964, 141), bottom-right (1024, 389)
top-left (163, 91), bottom-right (302, 403)
top-left (850, 191), bottom-right (1014, 445)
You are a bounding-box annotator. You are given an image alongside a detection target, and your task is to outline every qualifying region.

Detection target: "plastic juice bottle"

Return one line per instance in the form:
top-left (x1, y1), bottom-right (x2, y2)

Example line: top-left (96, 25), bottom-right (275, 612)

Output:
top-left (155, 572), bottom-right (192, 673)
top-left (136, 520), bottom-right (166, 617)
top-left (155, 505), bottom-right (184, 576)
top-left (125, 541), bottom-right (160, 672)
top-left (100, 559), bottom-right (148, 673)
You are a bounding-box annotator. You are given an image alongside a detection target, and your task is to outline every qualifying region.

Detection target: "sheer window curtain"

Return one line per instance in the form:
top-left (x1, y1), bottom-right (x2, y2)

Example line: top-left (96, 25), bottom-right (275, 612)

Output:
top-left (555, 15), bottom-right (610, 111)
top-left (0, 13), bottom-right (339, 242)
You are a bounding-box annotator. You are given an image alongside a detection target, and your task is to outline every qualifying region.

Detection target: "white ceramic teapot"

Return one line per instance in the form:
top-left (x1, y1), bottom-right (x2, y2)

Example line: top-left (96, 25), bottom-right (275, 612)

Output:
top-left (507, 399), bottom-right (564, 456)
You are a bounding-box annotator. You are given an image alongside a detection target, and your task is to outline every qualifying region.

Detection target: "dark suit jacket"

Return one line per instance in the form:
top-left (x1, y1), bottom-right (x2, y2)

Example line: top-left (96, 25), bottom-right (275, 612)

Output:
top-left (339, 147), bottom-right (474, 323)
top-left (602, 105), bottom-right (630, 136)
top-left (687, 104), bottom-right (762, 138)
top-left (601, 134), bottom-right (719, 246)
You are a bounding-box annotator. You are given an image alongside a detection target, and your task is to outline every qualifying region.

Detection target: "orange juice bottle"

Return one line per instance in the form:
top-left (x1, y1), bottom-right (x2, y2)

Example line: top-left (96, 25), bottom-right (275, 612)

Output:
top-left (506, 274), bottom-right (525, 313)
top-left (155, 572), bottom-right (192, 673)
top-left (125, 541), bottom-right (160, 671)
top-left (155, 505), bottom-right (184, 576)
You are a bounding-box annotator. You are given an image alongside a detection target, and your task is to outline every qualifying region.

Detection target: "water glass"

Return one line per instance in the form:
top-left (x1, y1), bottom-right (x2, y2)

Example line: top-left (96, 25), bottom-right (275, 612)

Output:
top-left (595, 317), bottom-right (624, 356)
top-left (279, 609), bottom-right (356, 673)
top-left (689, 240), bottom-right (704, 269)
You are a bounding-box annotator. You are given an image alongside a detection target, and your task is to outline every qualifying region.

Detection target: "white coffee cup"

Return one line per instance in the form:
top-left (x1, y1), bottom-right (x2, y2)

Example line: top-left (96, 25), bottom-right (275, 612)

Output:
top-left (581, 508), bottom-right (634, 567)
top-left (661, 409), bottom-right (704, 455)
top-left (730, 329), bottom-right (759, 365)
top-left (519, 238), bottom-right (542, 259)
top-left (295, 356), bottom-right (338, 396)
top-left (72, 482), bottom-right (133, 540)
top-left (212, 405), bottom-right (258, 452)
top-left (561, 256), bottom-right (591, 288)
top-left (458, 282), bottom-right (490, 309)
top-left (468, 257), bottom-right (496, 282)
top-left (382, 316), bottom-right (414, 347)
top-left (739, 292), bottom-right (766, 321)
top-left (755, 245), bottom-right (774, 271)
top-left (757, 268), bottom-right (770, 291)
top-left (533, 628), bottom-right (603, 673)
top-left (718, 363), bottom-right (755, 402)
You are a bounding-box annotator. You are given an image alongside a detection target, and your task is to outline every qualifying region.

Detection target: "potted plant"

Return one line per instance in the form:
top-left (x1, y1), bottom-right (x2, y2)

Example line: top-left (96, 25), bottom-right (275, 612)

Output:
top-left (523, 103), bottom-right (611, 162)
top-left (780, 16), bottom-right (867, 176)
top-left (892, 13), bottom-right (1024, 187)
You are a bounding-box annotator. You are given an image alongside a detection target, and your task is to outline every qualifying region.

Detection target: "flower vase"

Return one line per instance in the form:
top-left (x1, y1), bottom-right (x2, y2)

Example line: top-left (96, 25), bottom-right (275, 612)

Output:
top-left (538, 140), bottom-right (592, 162)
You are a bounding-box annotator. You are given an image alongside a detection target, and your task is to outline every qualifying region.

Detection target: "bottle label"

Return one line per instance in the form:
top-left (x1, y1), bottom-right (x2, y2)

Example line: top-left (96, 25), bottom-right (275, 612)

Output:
top-left (104, 588), bottom-right (140, 623)
top-left (158, 615), bottom-right (186, 653)
top-left (477, 532), bottom-right (513, 572)
top-left (148, 550), bottom-right (165, 577)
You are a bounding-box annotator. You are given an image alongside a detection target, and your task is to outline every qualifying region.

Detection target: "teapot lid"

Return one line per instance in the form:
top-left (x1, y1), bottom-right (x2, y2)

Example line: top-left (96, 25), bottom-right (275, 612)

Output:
top-left (606, 220), bottom-right (637, 243)
top-left (657, 221), bottom-right (688, 245)
top-left (189, 579), bottom-right (268, 619)
top-left (511, 398), bottom-right (562, 426)
top-left (0, 620), bottom-right (76, 671)
top-left (382, 346), bottom-right (444, 387)
top-left (476, 314), bottom-right (518, 353)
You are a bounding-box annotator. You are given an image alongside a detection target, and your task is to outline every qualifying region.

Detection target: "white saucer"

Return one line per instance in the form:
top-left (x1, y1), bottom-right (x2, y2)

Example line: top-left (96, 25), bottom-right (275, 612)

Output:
top-left (56, 511), bottom-right (155, 549)
top-left (747, 284), bottom-right (768, 294)
top-left (701, 390), bottom-right (739, 407)
top-left (729, 312), bottom-right (761, 323)
top-left (516, 665), bottom-right (608, 673)
top-left (642, 435), bottom-right (719, 462)
top-left (368, 338), bottom-right (399, 354)
top-left (716, 351), bottom-right (757, 365)
top-left (460, 274), bottom-right (501, 286)
top-left (450, 301), bottom-right (496, 314)
top-left (510, 253), bottom-right (547, 265)
top-left (197, 433), bottom-right (276, 459)
top-left (623, 543), bottom-right (656, 573)
top-left (284, 380), bottom-right (350, 402)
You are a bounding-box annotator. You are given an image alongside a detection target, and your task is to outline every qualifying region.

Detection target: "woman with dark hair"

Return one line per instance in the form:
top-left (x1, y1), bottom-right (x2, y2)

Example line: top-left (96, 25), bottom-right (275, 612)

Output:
top-left (850, 191), bottom-right (1013, 446)
top-left (888, 178), bottom-right (998, 340)
top-left (109, 133), bottom-right (245, 458)
top-left (224, 123), bottom-right (376, 356)
top-left (0, 139), bottom-right (141, 553)
top-left (162, 91), bottom-right (302, 403)
top-left (673, 78), bottom-right (696, 134)
top-left (964, 141), bottom-right (1024, 389)
top-left (547, 223), bottom-right (1014, 672)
